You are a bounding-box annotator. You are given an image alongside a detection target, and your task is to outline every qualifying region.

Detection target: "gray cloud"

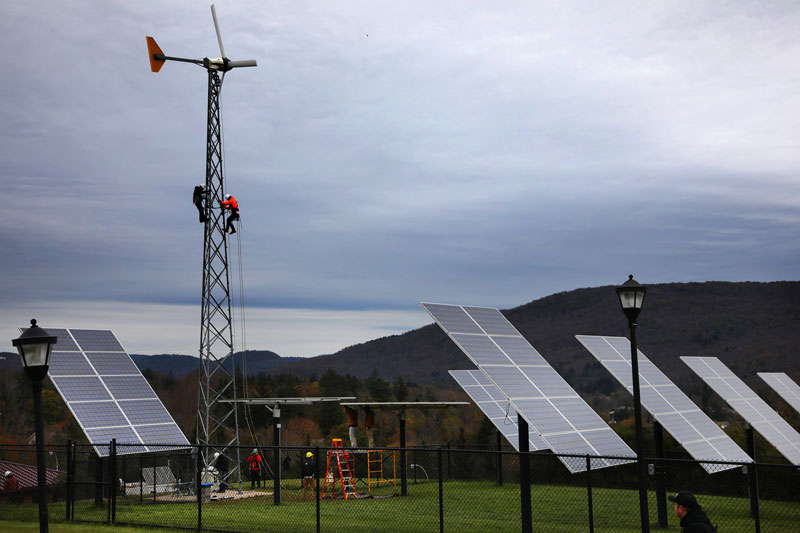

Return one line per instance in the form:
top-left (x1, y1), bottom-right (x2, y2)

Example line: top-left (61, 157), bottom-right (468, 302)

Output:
top-left (2, 1), bottom-right (799, 355)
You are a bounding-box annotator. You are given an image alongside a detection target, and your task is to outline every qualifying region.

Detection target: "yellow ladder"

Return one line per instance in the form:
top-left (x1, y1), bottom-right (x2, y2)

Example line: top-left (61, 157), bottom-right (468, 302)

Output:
top-left (367, 450), bottom-right (397, 493)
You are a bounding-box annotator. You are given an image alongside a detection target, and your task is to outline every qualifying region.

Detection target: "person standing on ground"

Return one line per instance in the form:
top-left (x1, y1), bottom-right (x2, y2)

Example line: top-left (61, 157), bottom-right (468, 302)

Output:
top-left (301, 451), bottom-right (317, 501)
top-left (215, 451), bottom-right (229, 493)
top-left (3, 471), bottom-right (20, 503)
top-left (669, 491), bottom-right (718, 532)
top-left (246, 448), bottom-right (262, 489)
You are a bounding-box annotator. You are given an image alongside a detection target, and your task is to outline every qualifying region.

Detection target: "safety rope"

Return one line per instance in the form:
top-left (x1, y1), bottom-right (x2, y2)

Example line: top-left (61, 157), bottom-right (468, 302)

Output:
top-left (218, 84), bottom-right (263, 459)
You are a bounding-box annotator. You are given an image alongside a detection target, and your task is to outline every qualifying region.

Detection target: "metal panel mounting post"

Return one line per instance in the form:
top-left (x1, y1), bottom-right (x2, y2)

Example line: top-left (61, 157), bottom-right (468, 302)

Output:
top-left (745, 423), bottom-right (761, 531)
top-left (197, 68), bottom-right (242, 485)
top-left (653, 421), bottom-right (667, 527)
top-left (274, 407), bottom-right (281, 505)
top-left (400, 410), bottom-right (408, 496)
top-left (518, 414), bottom-right (532, 533)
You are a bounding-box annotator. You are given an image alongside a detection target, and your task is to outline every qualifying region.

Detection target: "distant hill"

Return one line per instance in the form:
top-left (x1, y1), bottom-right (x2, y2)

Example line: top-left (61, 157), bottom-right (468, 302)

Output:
top-left (5, 281), bottom-right (798, 406)
top-left (130, 353), bottom-right (197, 376)
top-left (131, 350), bottom-right (302, 377)
top-left (264, 281), bottom-right (800, 401)
top-left (0, 350), bottom-right (301, 377)
top-left (0, 352), bottom-right (19, 372)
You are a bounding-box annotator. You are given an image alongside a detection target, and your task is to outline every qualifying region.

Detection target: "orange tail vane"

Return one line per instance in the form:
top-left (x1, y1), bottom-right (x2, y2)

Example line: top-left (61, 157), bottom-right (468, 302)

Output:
top-left (146, 36), bottom-right (166, 73)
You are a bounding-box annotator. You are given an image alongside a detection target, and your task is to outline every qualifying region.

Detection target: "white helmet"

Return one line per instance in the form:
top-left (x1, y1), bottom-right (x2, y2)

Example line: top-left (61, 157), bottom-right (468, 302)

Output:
top-left (4, 471), bottom-right (10, 477)
top-left (225, 194), bottom-right (232, 200)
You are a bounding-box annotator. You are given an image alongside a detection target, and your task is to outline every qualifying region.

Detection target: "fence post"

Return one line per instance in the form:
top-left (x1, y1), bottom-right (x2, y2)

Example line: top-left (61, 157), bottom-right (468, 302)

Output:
top-left (438, 447), bottom-right (444, 533)
top-left (400, 411), bottom-right (408, 496)
top-left (653, 422), bottom-right (667, 528)
top-left (745, 425), bottom-right (761, 533)
top-left (586, 456), bottom-right (594, 533)
top-left (110, 439), bottom-right (117, 524)
top-left (447, 442), bottom-right (451, 480)
top-left (413, 448), bottom-right (417, 485)
top-left (315, 445), bottom-right (321, 533)
top-left (138, 453), bottom-right (143, 504)
top-left (65, 440), bottom-right (73, 521)
top-left (94, 452), bottom-right (103, 506)
top-left (196, 444), bottom-right (202, 531)
top-left (496, 430), bottom-right (503, 487)
top-left (70, 443), bottom-right (76, 520)
top-left (518, 414), bottom-right (532, 533)
top-left (274, 407), bottom-right (281, 505)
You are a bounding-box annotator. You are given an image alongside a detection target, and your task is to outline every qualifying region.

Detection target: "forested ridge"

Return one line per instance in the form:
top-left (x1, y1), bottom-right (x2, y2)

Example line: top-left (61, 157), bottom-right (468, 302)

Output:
top-left (1, 281), bottom-right (798, 461)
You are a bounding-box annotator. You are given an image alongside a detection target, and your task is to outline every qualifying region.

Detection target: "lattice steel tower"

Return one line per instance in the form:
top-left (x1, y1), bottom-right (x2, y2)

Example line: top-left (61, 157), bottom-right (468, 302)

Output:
top-left (146, 5), bottom-right (257, 483)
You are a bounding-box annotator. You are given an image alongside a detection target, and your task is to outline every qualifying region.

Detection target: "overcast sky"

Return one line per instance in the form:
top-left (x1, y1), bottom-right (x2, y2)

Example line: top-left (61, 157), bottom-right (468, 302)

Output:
top-left (2, 1), bottom-right (798, 357)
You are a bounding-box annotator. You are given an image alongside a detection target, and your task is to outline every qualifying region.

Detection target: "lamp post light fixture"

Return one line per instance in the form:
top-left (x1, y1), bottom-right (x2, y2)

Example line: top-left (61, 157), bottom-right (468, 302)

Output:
top-left (13, 319), bottom-right (57, 533)
top-left (616, 275), bottom-right (650, 533)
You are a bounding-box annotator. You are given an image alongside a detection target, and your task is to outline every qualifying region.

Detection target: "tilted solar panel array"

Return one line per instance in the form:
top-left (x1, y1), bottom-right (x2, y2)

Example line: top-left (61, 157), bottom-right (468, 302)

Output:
top-left (576, 336), bottom-right (751, 472)
top-left (449, 370), bottom-right (548, 452)
top-left (758, 372), bottom-right (800, 415)
top-left (682, 357), bottom-right (800, 466)
top-left (43, 328), bottom-right (190, 457)
top-left (422, 303), bottom-right (635, 473)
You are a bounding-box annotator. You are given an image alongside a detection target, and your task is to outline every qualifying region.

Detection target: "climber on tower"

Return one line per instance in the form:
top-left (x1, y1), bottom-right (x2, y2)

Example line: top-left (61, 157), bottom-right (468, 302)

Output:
top-left (219, 194), bottom-right (240, 234)
top-left (192, 184), bottom-right (207, 223)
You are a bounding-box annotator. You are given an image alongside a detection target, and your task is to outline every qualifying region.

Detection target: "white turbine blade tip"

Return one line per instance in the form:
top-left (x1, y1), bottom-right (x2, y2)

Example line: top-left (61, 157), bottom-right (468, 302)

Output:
top-left (210, 4), bottom-right (226, 58)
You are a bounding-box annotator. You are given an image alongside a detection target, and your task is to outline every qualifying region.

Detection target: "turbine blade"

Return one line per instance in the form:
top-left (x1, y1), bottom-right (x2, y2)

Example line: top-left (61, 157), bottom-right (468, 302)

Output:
top-left (210, 4), bottom-right (227, 58)
top-left (227, 59), bottom-right (257, 68)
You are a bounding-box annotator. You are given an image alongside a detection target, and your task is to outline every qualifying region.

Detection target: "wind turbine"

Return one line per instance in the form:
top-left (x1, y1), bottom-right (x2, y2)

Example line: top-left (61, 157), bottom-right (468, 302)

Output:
top-left (147, 4), bottom-right (256, 490)
top-left (146, 6), bottom-right (256, 73)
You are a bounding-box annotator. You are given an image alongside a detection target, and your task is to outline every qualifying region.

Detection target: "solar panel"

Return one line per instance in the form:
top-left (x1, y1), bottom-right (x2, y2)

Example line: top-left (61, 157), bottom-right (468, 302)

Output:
top-left (682, 357), bottom-right (800, 466)
top-left (758, 372), bottom-right (800, 415)
top-left (422, 303), bottom-right (635, 473)
top-left (49, 352), bottom-right (95, 376)
top-left (70, 329), bottom-right (124, 351)
top-left (577, 336), bottom-right (752, 472)
top-left (449, 370), bottom-right (548, 452)
top-left (44, 329), bottom-right (80, 351)
top-left (31, 327), bottom-right (190, 457)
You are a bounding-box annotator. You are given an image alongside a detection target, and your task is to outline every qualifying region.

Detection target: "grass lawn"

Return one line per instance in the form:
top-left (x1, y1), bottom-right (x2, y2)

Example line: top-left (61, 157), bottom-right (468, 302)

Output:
top-left (2, 479), bottom-right (798, 532)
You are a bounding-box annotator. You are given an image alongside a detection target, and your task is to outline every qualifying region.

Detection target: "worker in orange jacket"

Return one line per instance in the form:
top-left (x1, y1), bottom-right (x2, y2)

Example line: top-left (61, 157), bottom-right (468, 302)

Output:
top-left (220, 194), bottom-right (240, 234)
top-left (246, 448), bottom-right (262, 489)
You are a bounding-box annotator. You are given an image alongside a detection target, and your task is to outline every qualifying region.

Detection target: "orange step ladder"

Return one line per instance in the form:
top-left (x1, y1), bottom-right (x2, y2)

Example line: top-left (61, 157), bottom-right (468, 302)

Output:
top-left (321, 438), bottom-right (358, 500)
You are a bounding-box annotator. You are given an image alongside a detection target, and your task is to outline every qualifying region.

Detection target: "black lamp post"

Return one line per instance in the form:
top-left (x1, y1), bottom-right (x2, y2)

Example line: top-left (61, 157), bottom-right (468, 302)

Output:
top-left (13, 319), bottom-right (57, 533)
top-left (616, 275), bottom-right (650, 533)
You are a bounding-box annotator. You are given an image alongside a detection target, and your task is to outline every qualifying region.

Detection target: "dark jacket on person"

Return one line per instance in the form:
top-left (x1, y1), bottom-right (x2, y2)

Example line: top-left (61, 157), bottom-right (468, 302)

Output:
top-left (216, 453), bottom-right (229, 473)
top-left (192, 186), bottom-right (206, 205)
top-left (680, 506), bottom-right (716, 533)
top-left (301, 457), bottom-right (317, 478)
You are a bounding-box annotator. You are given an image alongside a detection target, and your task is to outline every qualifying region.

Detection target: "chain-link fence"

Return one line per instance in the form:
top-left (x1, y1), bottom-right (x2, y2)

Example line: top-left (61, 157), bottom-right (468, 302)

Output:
top-left (2, 442), bottom-right (798, 532)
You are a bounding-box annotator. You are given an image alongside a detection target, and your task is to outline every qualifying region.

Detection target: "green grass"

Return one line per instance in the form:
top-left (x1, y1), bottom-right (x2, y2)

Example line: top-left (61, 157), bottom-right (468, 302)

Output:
top-left (0, 521), bottom-right (163, 532)
top-left (2, 479), bottom-right (798, 532)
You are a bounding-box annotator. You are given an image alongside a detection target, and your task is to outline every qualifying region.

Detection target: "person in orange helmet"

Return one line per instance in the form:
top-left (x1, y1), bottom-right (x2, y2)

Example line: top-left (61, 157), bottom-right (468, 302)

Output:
top-left (219, 194), bottom-right (240, 234)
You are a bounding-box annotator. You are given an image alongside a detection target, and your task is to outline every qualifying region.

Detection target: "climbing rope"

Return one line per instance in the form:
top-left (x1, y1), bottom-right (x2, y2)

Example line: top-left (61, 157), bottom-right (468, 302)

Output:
top-left (219, 91), bottom-right (262, 455)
